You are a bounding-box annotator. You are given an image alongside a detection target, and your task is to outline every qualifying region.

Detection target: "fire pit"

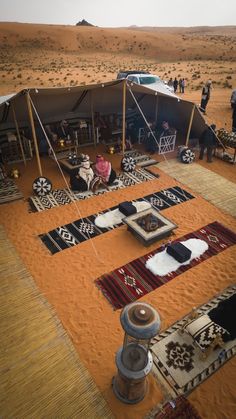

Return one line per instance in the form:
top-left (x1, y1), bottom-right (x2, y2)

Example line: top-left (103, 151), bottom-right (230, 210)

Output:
top-left (123, 207), bottom-right (177, 246)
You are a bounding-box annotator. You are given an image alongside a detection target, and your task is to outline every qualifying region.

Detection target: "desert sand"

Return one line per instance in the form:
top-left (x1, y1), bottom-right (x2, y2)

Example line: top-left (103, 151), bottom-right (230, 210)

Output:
top-left (0, 23), bottom-right (236, 418)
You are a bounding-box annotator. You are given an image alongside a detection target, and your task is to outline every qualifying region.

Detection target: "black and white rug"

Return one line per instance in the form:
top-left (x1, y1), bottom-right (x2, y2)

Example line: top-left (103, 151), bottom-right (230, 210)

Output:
top-left (151, 285), bottom-right (236, 397)
top-left (39, 186), bottom-right (194, 254)
top-left (28, 168), bottom-right (159, 212)
top-left (125, 150), bottom-right (157, 167)
top-left (0, 178), bottom-right (23, 204)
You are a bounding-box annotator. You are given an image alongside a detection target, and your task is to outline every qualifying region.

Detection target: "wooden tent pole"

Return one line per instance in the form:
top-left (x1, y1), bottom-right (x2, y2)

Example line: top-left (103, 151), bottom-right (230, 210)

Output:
top-left (122, 80), bottom-right (126, 156)
top-left (185, 103), bottom-right (195, 147)
top-left (90, 90), bottom-right (96, 147)
top-left (12, 104), bottom-right (26, 166)
top-left (26, 92), bottom-right (42, 176)
top-left (154, 94), bottom-right (158, 124)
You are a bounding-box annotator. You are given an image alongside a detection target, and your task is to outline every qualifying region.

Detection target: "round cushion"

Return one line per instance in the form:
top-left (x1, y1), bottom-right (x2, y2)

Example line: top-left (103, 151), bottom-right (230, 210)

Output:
top-left (180, 148), bottom-right (195, 164)
top-left (121, 156), bottom-right (136, 172)
top-left (32, 176), bottom-right (52, 196)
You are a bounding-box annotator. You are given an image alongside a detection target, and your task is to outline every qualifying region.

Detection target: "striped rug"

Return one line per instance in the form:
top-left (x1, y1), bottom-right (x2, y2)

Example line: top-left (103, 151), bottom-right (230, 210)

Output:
top-left (28, 168), bottom-right (158, 212)
top-left (95, 222), bottom-right (236, 309)
top-left (39, 186), bottom-right (194, 254)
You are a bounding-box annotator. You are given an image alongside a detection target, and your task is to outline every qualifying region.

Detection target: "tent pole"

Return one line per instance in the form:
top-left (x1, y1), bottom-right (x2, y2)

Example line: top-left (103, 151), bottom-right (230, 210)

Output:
top-left (90, 90), bottom-right (96, 147)
top-left (122, 80), bottom-right (126, 156)
top-left (185, 103), bottom-right (195, 147)
top-left (26, 92), bottom-right (42, 176)
top-left (12, 104), bottom-right (26, 166)
top-left (154, 94), bottom-right (158, 124)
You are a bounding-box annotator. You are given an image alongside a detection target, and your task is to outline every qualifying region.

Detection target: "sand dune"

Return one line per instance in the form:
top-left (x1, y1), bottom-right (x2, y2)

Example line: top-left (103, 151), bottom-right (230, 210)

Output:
top-left (0, 22), bottom-right (236, 419)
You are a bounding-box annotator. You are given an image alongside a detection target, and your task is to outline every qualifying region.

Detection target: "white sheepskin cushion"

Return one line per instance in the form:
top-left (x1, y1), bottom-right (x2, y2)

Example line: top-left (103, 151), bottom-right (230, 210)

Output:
top-left (95, 201), bottom-right (151, 228)
top-left (145, 238), bottom-right (208, 276)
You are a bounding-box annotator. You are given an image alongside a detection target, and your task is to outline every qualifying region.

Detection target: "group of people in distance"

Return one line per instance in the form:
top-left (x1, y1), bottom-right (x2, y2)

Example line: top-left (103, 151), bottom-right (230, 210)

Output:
top-left (168, 78), bottom-right (186, 93)
top-left (70, 154), bottom-right (117, 193)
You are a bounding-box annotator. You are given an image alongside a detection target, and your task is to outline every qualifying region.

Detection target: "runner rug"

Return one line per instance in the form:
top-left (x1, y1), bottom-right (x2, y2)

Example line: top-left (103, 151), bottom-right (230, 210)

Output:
top-left (95, 222), bottom-right (236, 309)
top-left (0, 178), bottom-right (23, 204)
top-left (125, 150), bottom-right (157, 167)
top-left (28, 168), bottom-right (158, 212)
top-left (150, 285), bottom-right (236, 398)
top-left (39, 186), bottom-right (194, 254)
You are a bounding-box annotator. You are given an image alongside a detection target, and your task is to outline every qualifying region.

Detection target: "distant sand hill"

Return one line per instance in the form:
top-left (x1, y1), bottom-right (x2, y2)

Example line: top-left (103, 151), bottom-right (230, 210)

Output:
top-left (0, 22), bottom-right (236, 60)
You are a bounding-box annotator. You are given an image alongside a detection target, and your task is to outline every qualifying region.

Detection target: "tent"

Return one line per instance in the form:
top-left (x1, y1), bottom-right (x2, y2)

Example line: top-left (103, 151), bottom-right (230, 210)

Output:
top-left (0, 79), bottom-right (206, 174)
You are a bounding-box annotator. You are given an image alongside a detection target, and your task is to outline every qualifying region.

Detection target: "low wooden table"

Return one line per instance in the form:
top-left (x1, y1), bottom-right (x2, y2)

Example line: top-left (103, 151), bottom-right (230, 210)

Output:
top-left (123, 208), bottom-right (178, 246)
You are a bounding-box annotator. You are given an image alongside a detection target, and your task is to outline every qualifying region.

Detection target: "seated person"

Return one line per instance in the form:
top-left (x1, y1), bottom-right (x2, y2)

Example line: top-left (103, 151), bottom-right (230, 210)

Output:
top-left (34, 123), bottom-right (49, 156)
top-left (94, 112), bottom-right (112, 143)
top-left (95, 155), bottom-right (117, 186)
top-left (57, 120), bottom-right (75, 141)
top-left (145, 120), bottom-right (175, 154)
top-left (70, 154), bottom-right (94, 192)
top-left (45, 124), bottom-right (58, 143)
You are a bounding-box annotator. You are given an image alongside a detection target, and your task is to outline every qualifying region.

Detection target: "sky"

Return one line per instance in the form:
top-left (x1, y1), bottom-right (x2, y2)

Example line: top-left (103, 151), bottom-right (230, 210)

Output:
top-left (0, 0), bottom-right (236, 27)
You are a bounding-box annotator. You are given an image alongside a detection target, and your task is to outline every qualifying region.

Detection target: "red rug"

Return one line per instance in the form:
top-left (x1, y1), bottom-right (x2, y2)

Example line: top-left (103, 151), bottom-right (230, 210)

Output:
top-left (149, 396), bottom-right (201, 419)
top-left (95, 221), bottom-right (236, 309)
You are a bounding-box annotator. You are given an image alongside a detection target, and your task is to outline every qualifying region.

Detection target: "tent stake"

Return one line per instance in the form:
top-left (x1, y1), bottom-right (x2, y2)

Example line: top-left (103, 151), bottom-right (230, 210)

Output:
top-left (122, 80), bottom-right (126, 156)
top-left (185, 103), bottom-right (195, 147)
top-left (12, 104), bottom-right (26, 166)
top-left (26, 92), bottom-right (42, 176)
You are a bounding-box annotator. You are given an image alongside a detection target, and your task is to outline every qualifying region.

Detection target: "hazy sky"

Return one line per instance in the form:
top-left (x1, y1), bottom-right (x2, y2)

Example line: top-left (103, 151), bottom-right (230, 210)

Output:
top-left (0, 0), bottom-right (235, 27)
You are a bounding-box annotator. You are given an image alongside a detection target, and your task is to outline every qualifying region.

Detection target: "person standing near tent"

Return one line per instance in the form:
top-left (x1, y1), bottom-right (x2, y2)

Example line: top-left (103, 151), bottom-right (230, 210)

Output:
top-left (199, 124), bottom-right (218, 163)
top-left (178, 79), bottom-right (182, 93)
top-left (200, 80), bottom-right (212, 114)
top-left (181, 78), bottom-right (186, 93)
top-left (232, 106), bottom-right (236, 132)
top-left (173, 78), bottom-right (178, 93)
top-left (57, 120), bottom-right (74, 141)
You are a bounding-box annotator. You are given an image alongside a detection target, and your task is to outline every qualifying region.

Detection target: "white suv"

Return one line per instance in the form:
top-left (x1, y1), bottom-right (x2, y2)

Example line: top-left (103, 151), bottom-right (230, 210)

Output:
top-left (126, 73), bottom-right (175, 94)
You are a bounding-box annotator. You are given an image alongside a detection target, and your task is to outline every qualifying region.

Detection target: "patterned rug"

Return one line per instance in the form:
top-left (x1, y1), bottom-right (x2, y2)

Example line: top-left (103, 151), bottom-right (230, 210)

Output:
top-left (0, 178), bottom-right (23, 204)
top-left (39, 186), bottom-right (194, 254)
top-left (125, 150), bottom-right (157, 167)
top-left (28, 168), bottom-right (158, 212)
top-left (95, 222), bottom-right (236, 309)
top-left (145, 396), bottom-right (202, 419)
top-left (151, 285), bottom-right (236, 397)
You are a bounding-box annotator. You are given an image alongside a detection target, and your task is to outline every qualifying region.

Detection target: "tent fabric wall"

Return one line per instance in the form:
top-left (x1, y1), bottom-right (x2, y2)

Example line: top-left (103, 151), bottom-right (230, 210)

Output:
top-left (0, 79), bottom-right (206, 141)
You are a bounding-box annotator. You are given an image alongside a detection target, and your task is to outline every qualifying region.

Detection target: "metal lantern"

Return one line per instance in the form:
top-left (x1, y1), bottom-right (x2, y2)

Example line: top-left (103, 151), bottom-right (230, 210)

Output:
top-left (113, 302), bottom-right (161, 404)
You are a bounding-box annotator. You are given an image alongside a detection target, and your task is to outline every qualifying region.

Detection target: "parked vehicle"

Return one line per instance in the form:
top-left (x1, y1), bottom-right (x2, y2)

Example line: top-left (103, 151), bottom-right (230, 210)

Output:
top-left (125, 73), bottom-right (175, 94)
top-left (117, 70), bottom-right (149, 79)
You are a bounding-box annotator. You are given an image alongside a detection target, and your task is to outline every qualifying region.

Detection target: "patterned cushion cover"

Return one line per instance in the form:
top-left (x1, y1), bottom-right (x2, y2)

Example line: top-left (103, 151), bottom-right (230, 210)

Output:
top-left (121, 156), bottom-right (136, 172)
top-left (180, 148), bottom-right (195, 164)
top-left (186, 314), bottom-right (228, 350)
top-left (32, 177), bottom-right (52, 196)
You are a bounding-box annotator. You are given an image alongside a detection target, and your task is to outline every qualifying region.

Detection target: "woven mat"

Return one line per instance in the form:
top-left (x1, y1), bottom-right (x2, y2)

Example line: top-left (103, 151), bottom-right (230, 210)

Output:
top-left (39, 186), bottom-right (194, 254)
top-left (28, 168), bottom-right (158, 212)
top-left (156, 159), bottom-right (236, 217)
top-left (95, 222), bottom-right (236, 309)
top-left (151, 285), bottom-right (236, 398)
top-left (0, 178), bottom-right (23, 204)
top-left (0, 225), bottom-right (113, 419)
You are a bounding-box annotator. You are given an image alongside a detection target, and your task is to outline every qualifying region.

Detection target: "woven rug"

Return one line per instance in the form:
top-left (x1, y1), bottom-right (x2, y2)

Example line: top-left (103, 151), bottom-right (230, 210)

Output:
top-left (125, 150), bottom-right (157, 167)
top-left (39, 186), bottom-right (194, 254)
top-left (28, 168), bottom-right (158, 212)
top-left (95, 222), bottom-right (236, 309)
top-left (151, 285), bottom-right (236, 398)
top-left (145, 396), bottom-right (202, 419)
top-left (0, 178), bottom-right (23, 204)
top-left (0, 225), bottom-right (113, 418)
top-left (156, 160), bottom-right (236, 217)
